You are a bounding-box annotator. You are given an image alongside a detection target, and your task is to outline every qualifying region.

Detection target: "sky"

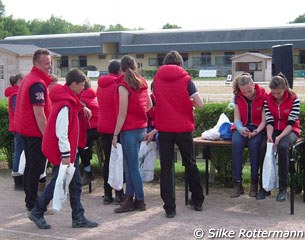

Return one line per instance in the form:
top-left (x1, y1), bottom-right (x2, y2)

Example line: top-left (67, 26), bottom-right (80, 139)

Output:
top-left (2, 0), bottom-right (305, 31)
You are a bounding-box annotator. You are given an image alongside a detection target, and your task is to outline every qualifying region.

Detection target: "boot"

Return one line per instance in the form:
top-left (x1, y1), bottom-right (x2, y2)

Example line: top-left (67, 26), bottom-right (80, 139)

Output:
top-left (13, 175), bottom-right (23, 191)
top-left (114, 195), bottom-right (135, 213)
top-left (230, 181), bottom-right (244, 198)
top-left (249, 182), bottom-right (258, 197)
top-left (134, 199), bottom-right (146, 211)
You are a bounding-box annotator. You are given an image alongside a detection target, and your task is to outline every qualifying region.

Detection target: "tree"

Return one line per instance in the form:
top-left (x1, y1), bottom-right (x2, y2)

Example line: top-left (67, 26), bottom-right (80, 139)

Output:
top-left (289, 13), bottom-right (305, 23)
top-left (0, 0), bottom-right (5, 18)
top-left (162, 23), bottom-right (181, 29)
top-left (0, 16), bottom-right (30, 39)
top-left (107, 24), bottom-right (130, 31)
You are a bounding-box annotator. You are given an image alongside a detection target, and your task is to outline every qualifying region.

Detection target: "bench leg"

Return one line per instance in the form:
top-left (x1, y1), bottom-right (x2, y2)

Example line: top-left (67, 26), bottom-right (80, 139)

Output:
top-left (290, 157), bottom-right (295, 215)
top-left (89, 182), bottom-right (92, 193)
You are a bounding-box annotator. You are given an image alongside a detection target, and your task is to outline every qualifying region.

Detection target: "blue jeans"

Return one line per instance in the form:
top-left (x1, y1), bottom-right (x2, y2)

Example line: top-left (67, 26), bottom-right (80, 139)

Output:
top-left (33, 157), bottom-right (85, 221)
top-left (232, 125), bottom-right (264, 183)
top-left (12, 132), bottom-right (24, 173)
top-left (120, 128), bottom-right (146, 200)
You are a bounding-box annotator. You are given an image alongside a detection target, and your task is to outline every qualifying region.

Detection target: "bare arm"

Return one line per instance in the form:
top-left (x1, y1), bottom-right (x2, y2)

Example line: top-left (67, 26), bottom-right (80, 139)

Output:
top-left (33, 105), bottom-right (47, 135)
top-left (191, 93), bottom-right (204, 108)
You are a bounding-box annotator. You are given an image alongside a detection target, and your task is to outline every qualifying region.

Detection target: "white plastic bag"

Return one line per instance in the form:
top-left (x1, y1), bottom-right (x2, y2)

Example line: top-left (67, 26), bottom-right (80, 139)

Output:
top-left (201, 113), bottom-right (230, 140)
top-left (138, 141), bottom-right (157, 182)
top-left (108, 143), bottom-right (123, 190)
top-left (53, 163), bottom-right (75, 211)
top-left (262, 142), bottom-right (279, 192)
top-left (18, 150), bottom-right (26, 175)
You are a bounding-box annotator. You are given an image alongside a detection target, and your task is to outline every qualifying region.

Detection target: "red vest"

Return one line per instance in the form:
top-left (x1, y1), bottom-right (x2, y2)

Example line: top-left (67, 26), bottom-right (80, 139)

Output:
top-left (154, 65), bottom-right (194, 132)
top-left (236, 84), bottom-right (266, 126)
top-left (97, 73), bottom-right (120, 134)
top-left (15, 67), bottom-right (52, 138)
top-left (80, 88), bottom-right (99, 129)
top-left (4, 85), bottom-right (18, 132)
top-left (266, 91), bottom-right (300, 136)
top-left (42, 84), bottom-right (84, 166)
top-left (116, 76), bottom-right (148, 131)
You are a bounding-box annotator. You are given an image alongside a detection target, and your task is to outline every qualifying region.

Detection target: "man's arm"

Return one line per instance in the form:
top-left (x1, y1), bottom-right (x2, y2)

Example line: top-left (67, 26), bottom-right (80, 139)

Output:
top-left (33, 105), bottom-right (47, 135)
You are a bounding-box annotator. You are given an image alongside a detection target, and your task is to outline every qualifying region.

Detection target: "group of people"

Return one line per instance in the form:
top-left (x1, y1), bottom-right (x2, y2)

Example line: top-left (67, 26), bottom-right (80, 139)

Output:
top-left (231, 72), bottom-right (300, 203)
top-left (5, 48), bottom-right (205, 230)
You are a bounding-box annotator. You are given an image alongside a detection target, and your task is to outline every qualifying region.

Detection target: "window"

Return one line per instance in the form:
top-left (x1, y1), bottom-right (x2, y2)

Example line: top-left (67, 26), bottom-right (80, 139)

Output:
top-left (136, 54), bottom-right (144, 59)
top-left (201, 52), bottom-right (211, 66)
top-left (224, 52), bottom-right (234, 65)
top-left (0, 65), bottom-right (4, 80)
top-left (98, 54), bottom-right (106, 59)
top-left (79, 56), bottom-right (87, 68)
top-left (60, 56), bottom-right (68, 68)
top-left (148, 58), bottom-right (158, 66)
top-left (300, 50), bottom-right (305, 64)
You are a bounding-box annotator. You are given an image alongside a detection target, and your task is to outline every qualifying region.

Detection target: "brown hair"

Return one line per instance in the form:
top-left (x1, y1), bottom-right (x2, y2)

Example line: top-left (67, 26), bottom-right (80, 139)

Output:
top-left (163, 50), bottom-right (183, 66)
top-left (232, 72), bottom-right (253, 95)
top-left (120, 55), bottom-right (144, 90)
top-left (269, 72), bottom-right (294, 97)
top-left (32, 48), bottom-right (51, 65)
top-left (9, 73), bottom-right (24, 86)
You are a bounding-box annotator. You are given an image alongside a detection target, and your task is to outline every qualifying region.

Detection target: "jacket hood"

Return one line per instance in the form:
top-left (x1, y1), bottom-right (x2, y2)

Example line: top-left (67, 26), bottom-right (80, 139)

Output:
top-left (155, 65), bottom-right (190, 82)
top-left (98, 73), bottom-right (119, 88)
top-left (4, 85), bottom-right (18, 97)
top-left (80, 88), bottom-right (96, 100)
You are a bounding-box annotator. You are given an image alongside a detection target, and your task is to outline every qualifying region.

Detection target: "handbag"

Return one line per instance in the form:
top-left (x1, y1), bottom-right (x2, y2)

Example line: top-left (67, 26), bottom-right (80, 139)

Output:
top-left (138, 141), bottom-right (157, 182)
top-left (52, 163), bottom-right (75, 211)
top-left (108, 143), bottom-right (123, 190)
top-left (262, 142), bottom-right (279, 192)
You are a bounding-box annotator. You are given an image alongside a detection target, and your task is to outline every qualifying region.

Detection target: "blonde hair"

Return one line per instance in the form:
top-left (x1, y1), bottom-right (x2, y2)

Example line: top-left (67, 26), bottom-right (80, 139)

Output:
top-left (120, 55), bottom-right (144, 90)
top-left (269, 72), bottom-right (294, 97)
top-left (232, 72), bottom-right (254, 95)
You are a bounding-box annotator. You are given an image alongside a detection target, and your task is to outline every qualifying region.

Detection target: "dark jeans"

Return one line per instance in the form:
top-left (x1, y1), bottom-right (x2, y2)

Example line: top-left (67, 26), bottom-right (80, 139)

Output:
top-left (158, 131), bottom-right (204, 213)
top-left (32, 157), bottom-right (85, 220)
top-left (12, 132), bottom-right (24, 173)
top-left (101, 133), bottom-right (123, 197)
top-left (21, 136), bottom-right (47, 210)
top-left (79, 128), bottom-right (99, 169)
top-left (259, 130), bottom-right (298, 190)
top-left (232, 125), bottom-right (264, 183)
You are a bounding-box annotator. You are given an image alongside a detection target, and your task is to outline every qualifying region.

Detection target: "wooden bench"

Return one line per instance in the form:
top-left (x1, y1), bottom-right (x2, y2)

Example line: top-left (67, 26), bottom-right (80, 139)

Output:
top-left (191, 137), bottom-right (305, 215)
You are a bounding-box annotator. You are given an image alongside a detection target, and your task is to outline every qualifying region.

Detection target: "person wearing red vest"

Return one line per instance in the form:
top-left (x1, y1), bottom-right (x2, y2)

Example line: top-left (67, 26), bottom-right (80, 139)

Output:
top-left (260, 73), bottom-right (300, 202)
top-left (78, 79), bottom-right (100, 186)
top-left (112, 55), bottom-right (152, 213)
top-left (14, 48), bottom-right (53, 212)
top-left (4, 73), bottom-right (24, 190)
top-left (97, 60), bottom-right (124, 205)
top-left (230, 73), bottom-right (267, 199)
top-left (29, 68), bottom-right (98, 229)
top-left (154, 50), bottom-right (204, 218)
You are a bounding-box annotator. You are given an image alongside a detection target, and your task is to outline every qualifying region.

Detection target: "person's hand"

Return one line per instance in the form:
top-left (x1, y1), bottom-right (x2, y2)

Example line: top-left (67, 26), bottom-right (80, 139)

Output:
top-left (61, 157), bottom-right (70, 165)
top-left (83, 107), bottom-right (92, 120)
top-left (274, 136), bottom-right (281, 147)
top-left (240, 127), bottom-right (250, 137)
top-left (112, 135), bottom-right (118, 148)
top-left (144, 129), bottom-right (158, 143)
top-left (248, 129), bottom-right (258, 139)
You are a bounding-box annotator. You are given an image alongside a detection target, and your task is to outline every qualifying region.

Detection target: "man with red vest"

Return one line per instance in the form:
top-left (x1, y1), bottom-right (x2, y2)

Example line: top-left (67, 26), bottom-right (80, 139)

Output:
top-left (97, 60), bottom-right (124, 205)
top-left (29, 68), bottom-right (98, 229)
top-left (154, 50), bottom-right (204, 218)
top-left (14, 48), bottom-right (53, 212)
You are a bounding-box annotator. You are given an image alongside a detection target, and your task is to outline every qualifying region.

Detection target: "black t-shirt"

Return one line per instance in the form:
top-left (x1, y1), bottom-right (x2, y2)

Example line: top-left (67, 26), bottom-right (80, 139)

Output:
top-left (30, 83), bottom-right (46, 105)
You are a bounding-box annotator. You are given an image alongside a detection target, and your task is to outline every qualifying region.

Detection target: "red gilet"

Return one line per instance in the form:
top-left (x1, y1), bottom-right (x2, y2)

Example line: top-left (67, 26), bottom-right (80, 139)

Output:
top-left (4, 85), bottom-right (18, 132)
top-left (15, 67), bottom-right (52, 138)
top-left (97, 73), bottom-right (120, 134)
top-left (154, 65), bottom-right (194, 132)
top-left (266, 91), bottom-right (300, 136)
top-left (80, 88), bottom-right (99, 129)
top-left (42, 84), bottom-right (84, 166)
top-left (236, 83), bottom-right (266, 126)
top-left (116, 75), bottom-right (148, 131)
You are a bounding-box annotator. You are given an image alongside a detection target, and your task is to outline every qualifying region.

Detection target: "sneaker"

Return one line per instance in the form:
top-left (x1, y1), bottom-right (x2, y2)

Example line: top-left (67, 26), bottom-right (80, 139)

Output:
top-left (72, 216), bottom-right (98, 228)
top-left (256, 188), bottom-right (271, 200)
top-left (165, 210), bottom-right (176, 218)
top-left (188, 199), bottom-right (202, 211)
top-left (276, 189), bottom-right (287, 202)
top-left (114, 196), bottom-right (135, 213)
top-left (28, 211), bottom-right (51, 229)
top-left (114, 195), bottom-right (125, 205)
top-left (230, 182), bottom-right (244, 198)
top-left (134, 199), bottom-right (146, 211)
top-left (103, 195), bottom-right (114, 205)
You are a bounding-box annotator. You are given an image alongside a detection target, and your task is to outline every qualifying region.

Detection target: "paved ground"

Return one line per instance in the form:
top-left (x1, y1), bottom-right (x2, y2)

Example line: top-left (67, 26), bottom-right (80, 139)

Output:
top-left (0, 168), bottom-right (305, 240)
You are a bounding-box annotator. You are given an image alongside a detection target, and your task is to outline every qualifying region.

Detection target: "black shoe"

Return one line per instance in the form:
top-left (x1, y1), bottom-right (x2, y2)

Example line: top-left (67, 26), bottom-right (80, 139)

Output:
top-left (256, 188), bottom-right (271, 200)
top-left (103, 195), bottom-right (114, 205)
top-left (276, 189), bottom-right (287, 202)
top-left (188, 199), bottom-right (203, 211)
top-left (72, 217), bottom-right (98, 228)
top-left (114, 195), bottom-right (125, 205)
top-left (165, 210), bottom-right (176, 218)
top-left (28, 211), bottom-right (51, 229)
